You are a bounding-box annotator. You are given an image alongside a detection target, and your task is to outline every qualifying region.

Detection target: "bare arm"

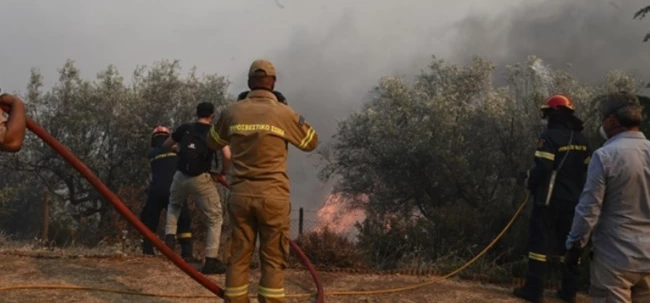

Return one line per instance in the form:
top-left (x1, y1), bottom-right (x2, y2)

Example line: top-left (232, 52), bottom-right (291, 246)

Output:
top-left (220, 145), bottom-right (231, 175)
top-left (166, 124), bottom-right (188, 151)
top-left (0, 94), bottom-right (27, 152)
top-left (207, 111), bottom-right (230, 151)
top-left (162, 136), bottom-right (176, 150)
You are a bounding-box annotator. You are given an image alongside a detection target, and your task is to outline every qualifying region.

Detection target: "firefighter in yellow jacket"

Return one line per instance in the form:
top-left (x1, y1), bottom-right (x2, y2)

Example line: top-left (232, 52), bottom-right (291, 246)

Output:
top-left (206, 59), bottom-right (318, 303)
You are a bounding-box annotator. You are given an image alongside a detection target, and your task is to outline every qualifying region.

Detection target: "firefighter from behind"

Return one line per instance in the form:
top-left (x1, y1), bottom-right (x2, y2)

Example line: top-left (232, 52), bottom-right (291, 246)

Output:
top-left (163, 102), bottom-right (231, 275)
top-left (513, 94), bottom-right (591, 303)
top-left (207, 59), bottom-right (318, 303)
top-left (139, 126), bottom-right (195, 260)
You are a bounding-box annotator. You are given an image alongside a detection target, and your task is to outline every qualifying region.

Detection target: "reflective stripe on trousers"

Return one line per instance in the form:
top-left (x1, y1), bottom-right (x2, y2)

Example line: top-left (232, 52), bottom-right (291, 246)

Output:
top-left (225, 194), bottom-right (291, 303)
top-left (225, 284), bottom-right (249, 299)
top-left (258, 286), bottom-right (285, 299)
top-left (529, 252), bottom-right (547, 262)
top-left (177, 232), bottom-right (192, 239)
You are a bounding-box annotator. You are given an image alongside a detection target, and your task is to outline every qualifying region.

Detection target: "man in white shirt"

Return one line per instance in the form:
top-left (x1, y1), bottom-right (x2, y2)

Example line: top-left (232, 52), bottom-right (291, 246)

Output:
top-left (566, 92), bottom-right (650, 303)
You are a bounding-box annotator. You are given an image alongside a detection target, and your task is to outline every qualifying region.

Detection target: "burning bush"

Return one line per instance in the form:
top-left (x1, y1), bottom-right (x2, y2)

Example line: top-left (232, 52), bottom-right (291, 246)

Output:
top-left (292, 227), bottom-right (364, 269)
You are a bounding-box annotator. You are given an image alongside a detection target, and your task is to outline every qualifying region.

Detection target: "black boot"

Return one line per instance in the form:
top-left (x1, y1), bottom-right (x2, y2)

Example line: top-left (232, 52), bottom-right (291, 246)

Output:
top-left (201, 257), bottom-right (226, 275)
top-left (514, 258), bottom-right (546, 303)
top-left (164, 234), bottom-right (177, 252)
top-left (513, 287), bottom-right (543, 303)
top-left (556, 262), bottom-right (580, 303)
top-left (142, 239), bottom-right (155, 255)
top-left (556, 289), bottom-right (576, 303)
top-left (178, 238), bottom-right (198, 262)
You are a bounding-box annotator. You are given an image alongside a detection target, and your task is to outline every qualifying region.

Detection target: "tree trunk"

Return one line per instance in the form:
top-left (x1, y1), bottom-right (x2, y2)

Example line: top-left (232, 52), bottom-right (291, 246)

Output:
top-left (41, 189), bottom-right (50, 244)
top-left (97, 204), bottom-right (114, 244)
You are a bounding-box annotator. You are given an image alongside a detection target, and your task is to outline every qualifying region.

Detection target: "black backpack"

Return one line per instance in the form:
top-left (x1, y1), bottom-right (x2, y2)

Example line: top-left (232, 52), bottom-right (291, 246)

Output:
top-left (237, 90), bottom-right (287, 104)
top-left (178, 124), bottom-right (212, 177)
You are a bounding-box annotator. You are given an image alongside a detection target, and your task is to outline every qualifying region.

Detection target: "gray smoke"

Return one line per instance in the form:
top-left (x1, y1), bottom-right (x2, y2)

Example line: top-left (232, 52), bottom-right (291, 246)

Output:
top-left (3, 0), bottom-right (516, 230)
top-left (266, 0), bottom-right (650, 224)
top-left (3, 0), bottom-right (647, 228)
top-left (228, 11), bottom-right (452, 216)
top-left (450, 0), bottom-right (650, 84)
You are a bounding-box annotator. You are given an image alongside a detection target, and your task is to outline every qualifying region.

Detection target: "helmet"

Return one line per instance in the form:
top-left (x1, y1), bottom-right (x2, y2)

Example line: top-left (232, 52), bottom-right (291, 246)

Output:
top-left (541, 94), bottom-right (575, 111)
top-left (152, 126), bottom-right (171, 137)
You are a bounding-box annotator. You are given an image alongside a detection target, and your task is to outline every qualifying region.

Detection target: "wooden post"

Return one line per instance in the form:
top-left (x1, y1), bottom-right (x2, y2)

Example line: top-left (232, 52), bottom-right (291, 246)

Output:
top-left (299, 207), bottom-right (304, 236)
top-left (41, 189), bottom-right (50, 244)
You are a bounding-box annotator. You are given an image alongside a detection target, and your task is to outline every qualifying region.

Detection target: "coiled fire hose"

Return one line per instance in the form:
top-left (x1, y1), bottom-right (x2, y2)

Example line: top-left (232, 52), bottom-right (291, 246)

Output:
top-left (0, 103), bottom-right (324, 303)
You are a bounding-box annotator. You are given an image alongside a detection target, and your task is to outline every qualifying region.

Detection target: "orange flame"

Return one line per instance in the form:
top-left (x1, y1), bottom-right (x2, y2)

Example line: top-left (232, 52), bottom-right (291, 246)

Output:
top-left (314, 193), bottom-right (367, 234)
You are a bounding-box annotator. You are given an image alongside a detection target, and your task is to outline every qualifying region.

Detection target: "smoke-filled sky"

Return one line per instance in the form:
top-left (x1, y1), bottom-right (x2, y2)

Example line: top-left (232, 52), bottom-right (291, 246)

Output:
top-left (1, 0), bottom-right (648, 222)
top-left (451, 0), bottom-right (650, 83)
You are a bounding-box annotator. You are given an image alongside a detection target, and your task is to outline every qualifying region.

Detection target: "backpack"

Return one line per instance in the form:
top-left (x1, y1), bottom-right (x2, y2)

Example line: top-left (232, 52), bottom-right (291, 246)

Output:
top-left (236, 90), bottom-right (288, 104)
top-left (178, 124), bottom-right (212, 177)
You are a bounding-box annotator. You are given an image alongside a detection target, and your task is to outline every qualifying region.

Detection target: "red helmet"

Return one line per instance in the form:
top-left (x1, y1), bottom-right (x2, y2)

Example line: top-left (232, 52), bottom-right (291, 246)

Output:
top-left (540, 94), bottom-right (575, 111)
top-left (151, 126), bottom-right (171, 137)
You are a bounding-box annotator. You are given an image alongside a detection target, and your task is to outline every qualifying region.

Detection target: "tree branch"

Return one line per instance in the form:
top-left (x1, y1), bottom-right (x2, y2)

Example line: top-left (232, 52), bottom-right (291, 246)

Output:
top-left (71, 207), bottom-right (102, 220)
top-left (634, 6), bottom-right (650, 42)
top-left (634, 6), bottom-right (650, 20)
top-left (69, 196), bottom-right (93, 205)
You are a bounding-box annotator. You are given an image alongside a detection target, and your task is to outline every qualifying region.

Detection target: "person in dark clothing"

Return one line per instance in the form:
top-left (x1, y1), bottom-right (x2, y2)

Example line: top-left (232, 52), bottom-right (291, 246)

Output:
top-left (513, 94), bottom-right (592, 303)
top-left (162, 102), bottom-right (231, 275)
top-left (140, 126), bottom-right (194, 261)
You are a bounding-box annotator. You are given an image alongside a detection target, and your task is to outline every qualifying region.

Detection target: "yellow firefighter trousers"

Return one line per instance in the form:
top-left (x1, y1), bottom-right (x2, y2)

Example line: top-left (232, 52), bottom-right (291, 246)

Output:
top-left (224, 194), bottom-right (290, 303)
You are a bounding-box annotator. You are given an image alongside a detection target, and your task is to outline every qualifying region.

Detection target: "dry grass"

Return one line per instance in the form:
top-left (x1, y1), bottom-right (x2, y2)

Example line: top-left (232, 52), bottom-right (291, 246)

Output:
top-left (0, 232), bottom-right (136, 258)
top-left (292, 228), bottom-right (364, 269)
top-left (0, 243), bottom-right (590, 303)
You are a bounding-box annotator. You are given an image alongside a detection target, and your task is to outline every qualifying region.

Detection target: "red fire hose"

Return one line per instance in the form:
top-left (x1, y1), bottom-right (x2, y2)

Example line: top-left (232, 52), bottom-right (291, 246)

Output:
top-left (1, 104), bottom-right (324, 303)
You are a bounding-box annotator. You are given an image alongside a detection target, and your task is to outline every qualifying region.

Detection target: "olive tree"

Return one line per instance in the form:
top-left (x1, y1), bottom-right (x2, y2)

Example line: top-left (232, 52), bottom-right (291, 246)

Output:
top-left (320, 55), bottom-right (642, 268)
top-left (0, 59), bottom-right (231, 245)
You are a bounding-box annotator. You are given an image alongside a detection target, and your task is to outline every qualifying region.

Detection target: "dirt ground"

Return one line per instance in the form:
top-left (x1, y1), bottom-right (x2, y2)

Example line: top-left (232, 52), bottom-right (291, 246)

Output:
top-left (0, 252), bottom-right (589, 303)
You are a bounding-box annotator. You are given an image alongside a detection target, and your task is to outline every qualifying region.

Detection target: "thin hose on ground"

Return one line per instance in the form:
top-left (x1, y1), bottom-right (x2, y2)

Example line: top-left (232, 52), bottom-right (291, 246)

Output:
top-left (0, 104), bottom-right (324, 302)
top-left (312, 192), bottom-right (529, 298)
top-left (0, 190), bottom-right (529, 299)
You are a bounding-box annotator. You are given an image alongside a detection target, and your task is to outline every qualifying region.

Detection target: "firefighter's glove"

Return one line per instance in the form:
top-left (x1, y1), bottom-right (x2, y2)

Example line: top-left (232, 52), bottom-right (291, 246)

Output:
top-left (517, 171), bottom-right (529, 188)
top-left (564, 244), bottom-right (583, 266)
